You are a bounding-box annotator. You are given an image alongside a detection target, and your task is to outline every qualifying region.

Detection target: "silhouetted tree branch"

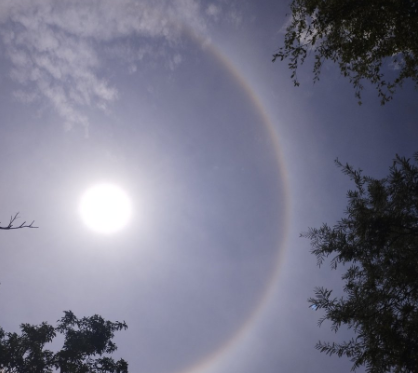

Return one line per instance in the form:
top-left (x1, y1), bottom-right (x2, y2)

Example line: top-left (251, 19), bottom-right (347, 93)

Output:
top-left (303, 152), bottom-right (418, 372)
top-left (274, 0), bottom-right (418, 104)
top-left (0, 311), bottom-right (129, 372)
top-left (0, 213), bottom-right (37, 230)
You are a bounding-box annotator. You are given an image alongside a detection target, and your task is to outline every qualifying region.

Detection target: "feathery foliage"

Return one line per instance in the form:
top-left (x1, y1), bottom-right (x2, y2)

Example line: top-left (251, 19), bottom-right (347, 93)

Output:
top-left (303, 153), bottom-right (418, 372)
top-left (274, 0), bottom-right (418, 104)
top-left (0, 311), bottom-right (128, 373)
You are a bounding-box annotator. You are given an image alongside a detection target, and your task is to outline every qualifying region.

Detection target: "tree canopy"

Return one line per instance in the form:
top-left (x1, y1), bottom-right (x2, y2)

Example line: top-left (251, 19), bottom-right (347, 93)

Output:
top-left (303, 154), bottom-right (418, 372)
top-left (0, 311), bottom-right (128, 373)
top-left (273, 0), bottom-right (418, 104)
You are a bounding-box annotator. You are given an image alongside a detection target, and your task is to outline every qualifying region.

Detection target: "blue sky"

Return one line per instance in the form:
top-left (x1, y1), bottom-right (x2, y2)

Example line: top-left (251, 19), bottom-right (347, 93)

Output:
top-left (0, 1), bottom-right (417, 372)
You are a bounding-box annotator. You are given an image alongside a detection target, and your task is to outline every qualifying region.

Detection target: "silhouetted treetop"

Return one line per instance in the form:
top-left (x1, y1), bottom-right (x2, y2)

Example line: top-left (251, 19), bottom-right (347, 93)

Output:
top-left (0, 311), bottom-right (129, 373)
top-left (274, 0), bottom-right (418, 104)
top-left (303, 153), bottom-right (418, 372)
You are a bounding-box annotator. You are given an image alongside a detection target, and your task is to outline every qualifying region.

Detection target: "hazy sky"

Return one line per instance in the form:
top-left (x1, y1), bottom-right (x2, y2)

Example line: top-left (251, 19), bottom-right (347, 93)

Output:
top-left (1, 1), bottom-right (417, 373)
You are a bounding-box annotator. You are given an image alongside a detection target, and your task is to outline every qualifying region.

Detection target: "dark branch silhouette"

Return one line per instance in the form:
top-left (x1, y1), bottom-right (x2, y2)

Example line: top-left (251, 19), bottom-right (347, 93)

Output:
top-left (0, 310), bottom-right (128, 372)
top-left (0, 213), bottom-right (38, 230)
top-left (274, 0), bottom-right (418, 104)
top-left (303, 153), bottom-right (418, 372)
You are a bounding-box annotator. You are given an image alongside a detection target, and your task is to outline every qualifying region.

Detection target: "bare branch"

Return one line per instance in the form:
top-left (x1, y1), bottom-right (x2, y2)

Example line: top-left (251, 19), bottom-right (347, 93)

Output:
top-left (0, 213), bottom-right (38, 230)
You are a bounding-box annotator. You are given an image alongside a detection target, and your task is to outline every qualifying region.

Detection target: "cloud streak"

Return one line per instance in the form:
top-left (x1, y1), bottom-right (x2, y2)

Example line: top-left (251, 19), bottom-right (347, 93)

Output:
top-left (0, 0), bottom-right (217, 133)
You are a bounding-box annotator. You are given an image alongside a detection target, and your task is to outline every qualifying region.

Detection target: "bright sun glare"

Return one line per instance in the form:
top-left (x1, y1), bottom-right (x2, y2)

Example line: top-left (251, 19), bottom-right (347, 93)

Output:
top-left (79, 184), bottom-right (132, 234)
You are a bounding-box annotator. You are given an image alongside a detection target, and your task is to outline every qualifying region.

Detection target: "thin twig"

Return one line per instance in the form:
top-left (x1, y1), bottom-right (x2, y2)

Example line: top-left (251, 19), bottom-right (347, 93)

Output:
top-left (0, 213), bottom-right (38, 230)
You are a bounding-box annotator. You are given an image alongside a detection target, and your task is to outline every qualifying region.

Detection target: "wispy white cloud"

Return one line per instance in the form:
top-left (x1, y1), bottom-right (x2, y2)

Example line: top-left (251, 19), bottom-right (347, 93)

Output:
top-left (278, 15), bottom-right (293, 34)
top-left (0, 0), bottom-right (239, 132)
top-left (168, 53), bottom-right (183, 71)
top-left (0, 0), bottom-right (203, 132)
top-left (226, 9), bottom-right (243, 27)
top-left (206, 4), bottom-right (222, 21)
top-left (205, 1), bottom-right (243, 26)
top-left (13, 89), bottom-right (39, 103)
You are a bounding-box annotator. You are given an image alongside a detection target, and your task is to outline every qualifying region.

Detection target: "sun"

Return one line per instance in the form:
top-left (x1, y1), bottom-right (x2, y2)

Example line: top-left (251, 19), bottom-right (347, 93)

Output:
top-left (79, 183), bottom-right (132, 234)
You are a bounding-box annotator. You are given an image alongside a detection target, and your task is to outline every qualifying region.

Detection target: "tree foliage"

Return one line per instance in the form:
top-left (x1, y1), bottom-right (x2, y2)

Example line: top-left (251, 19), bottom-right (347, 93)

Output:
top-left (303, 154), bottom-right (418, 372)
top-left (0, 311), bottom-right (128, 373)
top-left (273, 0), bottom-right (418, 104)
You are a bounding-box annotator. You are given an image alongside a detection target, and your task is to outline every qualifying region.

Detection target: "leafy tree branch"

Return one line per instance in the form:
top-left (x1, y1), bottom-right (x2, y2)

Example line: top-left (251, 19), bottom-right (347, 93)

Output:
top-left (303, 153), bottom-right (418, 372)
top-left (274, 0), bottom-right (418, 104)
top-left (0, 311), bottom-right (129, 373)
